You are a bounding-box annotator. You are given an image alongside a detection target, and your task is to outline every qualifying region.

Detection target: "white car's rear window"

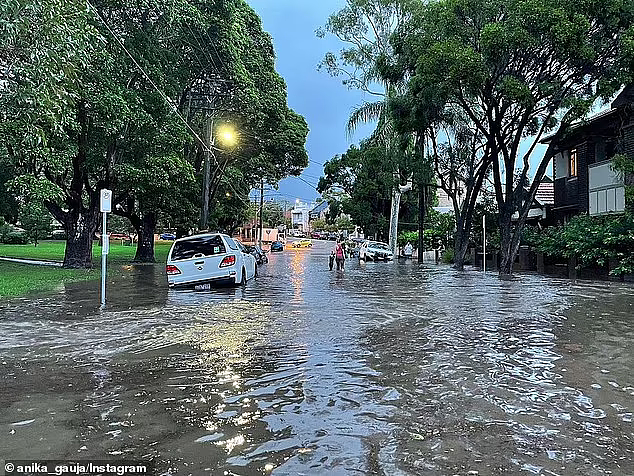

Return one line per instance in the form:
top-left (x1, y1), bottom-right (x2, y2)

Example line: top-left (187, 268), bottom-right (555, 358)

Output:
top-left (224, 237), bottom-right (239, 250)
top-left (171, 235), bottom-right (227, 260)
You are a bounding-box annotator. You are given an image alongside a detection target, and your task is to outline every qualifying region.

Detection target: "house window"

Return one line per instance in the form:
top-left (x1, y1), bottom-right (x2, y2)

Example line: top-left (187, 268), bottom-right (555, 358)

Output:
top-left (569, 149), bottom-right (577, 177)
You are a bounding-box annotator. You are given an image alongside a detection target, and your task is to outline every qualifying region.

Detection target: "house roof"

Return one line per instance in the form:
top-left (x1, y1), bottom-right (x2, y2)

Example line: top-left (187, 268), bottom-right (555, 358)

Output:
top-left (310, 201), bottom-right (329, 214)
top-left (540, 108), bottom-right (619, 144)
top-left (541, 86), bottom-right (634, 144)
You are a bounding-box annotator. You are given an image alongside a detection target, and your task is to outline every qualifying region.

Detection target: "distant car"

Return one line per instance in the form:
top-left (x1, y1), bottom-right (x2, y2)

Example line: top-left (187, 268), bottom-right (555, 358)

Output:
top-left (311, 232), bottom-right (321, 239)
top-left (270, 241), bottom-right (284, 252)
top-left (328, 232), bottom-right (337, 241)
top-left (160, 233), bottom-right (176, 240)
top-left (359, 241), bottom-right (393, 261)
top-left (166, 233), bottom-right (257, 288)
top-left (246, 244), bottom-right (268, 265)
top-left (292, 239), bottom-right (313, 248)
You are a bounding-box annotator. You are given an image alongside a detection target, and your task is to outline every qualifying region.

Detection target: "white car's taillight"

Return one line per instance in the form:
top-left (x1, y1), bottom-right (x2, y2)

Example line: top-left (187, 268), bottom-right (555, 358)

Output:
top-left (166, 265), bottom-right (181, 275)
top-left (220, 255), bottom-right (236, 268)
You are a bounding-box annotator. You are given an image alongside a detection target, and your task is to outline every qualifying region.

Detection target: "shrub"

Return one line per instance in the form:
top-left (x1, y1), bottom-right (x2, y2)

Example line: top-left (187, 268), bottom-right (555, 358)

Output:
top-left (2, 231), bottom-right (29, 244)
top-left (534, 213), bottom-right (634, 276)
top-left (441, 248), bottom-right (455, 264)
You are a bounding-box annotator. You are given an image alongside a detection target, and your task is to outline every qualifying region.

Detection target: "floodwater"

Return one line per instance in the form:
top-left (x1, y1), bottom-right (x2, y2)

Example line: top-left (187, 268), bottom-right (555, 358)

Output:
top-left (0, 240), bottom-right (633, 475)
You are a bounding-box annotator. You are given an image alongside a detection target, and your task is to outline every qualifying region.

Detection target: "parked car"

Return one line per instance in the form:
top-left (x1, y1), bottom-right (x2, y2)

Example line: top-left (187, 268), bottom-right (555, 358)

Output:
top-left (166, 233), bottom-right (257, 288)
top-left (311, 232), bottom-right (322, 239)
top-left (270, 241), bottom-right (284, 252)
top-left (328, 232), bottom-right (337, 241)
top-left (359, 241), bottom-right (393, 261)
top-left (246, 244), bottom-right (268, 265)
top-left (292, 239), bottom-right (313, 248)
top-left (160, 233), bottom-right (176, 240)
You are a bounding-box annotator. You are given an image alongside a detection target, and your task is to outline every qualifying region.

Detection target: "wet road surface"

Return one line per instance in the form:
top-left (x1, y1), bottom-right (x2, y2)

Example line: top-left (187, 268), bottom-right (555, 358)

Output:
top-left (0, 240), bottom-right (633, 475)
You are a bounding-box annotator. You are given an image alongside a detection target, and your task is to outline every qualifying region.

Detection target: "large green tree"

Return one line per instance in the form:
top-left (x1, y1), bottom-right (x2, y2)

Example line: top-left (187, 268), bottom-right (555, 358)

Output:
top-left (318, 0), bottom-right (420, 255)
top-left (384, 0), bottom-right (634, 275)
top-left (319, 142), bottom-right (408, 240)
top-left (1, 0), bottom-right (308, 267)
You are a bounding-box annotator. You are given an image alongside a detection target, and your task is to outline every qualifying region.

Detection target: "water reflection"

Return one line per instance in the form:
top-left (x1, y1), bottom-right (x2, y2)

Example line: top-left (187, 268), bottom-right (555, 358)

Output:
top-left (0, 241), bottom-right (632, 475)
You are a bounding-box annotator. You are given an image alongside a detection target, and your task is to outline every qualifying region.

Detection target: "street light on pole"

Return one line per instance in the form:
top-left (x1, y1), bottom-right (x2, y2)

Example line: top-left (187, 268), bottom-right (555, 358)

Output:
top-left (201, 122), bottom-right (236, 230)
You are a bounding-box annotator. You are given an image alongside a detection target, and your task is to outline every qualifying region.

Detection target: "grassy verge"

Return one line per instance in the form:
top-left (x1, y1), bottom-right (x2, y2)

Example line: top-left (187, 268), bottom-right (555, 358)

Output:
top-left (0, 241), bottom-right (172, 299)
top-left (0, 241), bottom-right (172, 264)
top-left (0, 261), bottom-right (97, 298)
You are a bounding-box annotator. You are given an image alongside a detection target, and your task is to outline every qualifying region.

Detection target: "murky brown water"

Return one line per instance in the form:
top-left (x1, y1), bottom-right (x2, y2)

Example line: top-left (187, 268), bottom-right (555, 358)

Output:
top-left (0, 240), bottom-right (633, 475)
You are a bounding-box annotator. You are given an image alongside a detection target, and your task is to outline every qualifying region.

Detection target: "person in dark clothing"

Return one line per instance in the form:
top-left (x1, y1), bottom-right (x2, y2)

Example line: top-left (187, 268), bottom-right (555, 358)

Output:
top-left (329, 250), bottom-right (335, 270)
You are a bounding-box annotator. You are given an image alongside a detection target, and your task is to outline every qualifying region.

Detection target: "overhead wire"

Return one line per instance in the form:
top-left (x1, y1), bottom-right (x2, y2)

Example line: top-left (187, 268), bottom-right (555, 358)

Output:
top-left (87, 1), bottom-right (252, 205)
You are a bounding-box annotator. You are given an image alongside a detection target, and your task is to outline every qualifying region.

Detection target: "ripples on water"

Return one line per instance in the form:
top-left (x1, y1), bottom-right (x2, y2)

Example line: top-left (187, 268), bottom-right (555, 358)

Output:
top-left (0, 242), bottom-right (633, 475)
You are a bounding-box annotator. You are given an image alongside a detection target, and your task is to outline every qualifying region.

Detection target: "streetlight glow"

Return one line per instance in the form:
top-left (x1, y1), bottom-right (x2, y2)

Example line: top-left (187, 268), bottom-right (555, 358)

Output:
top-left (217, 125), bottom-right (236, 146)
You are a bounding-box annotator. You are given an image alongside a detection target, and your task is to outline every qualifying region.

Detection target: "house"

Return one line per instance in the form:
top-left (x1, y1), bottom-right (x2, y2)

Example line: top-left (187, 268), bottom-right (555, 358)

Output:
top-left (542, 87), bottom-right (633, 222)
top-left (512, 177), bottom-right (555, 226)
top-left (290, 201), bottom-right (313, 232)
top-left (309, 201), bottom-right (329, 221)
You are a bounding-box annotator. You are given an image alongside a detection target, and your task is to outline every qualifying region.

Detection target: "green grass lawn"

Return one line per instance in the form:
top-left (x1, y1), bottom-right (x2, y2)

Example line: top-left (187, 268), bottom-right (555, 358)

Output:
top-left (0, 261), bottom-right (97, 298)
top-left (0, 240), bottom-right (172, 264)
top-left (0, 241), bottom-right (172, 299)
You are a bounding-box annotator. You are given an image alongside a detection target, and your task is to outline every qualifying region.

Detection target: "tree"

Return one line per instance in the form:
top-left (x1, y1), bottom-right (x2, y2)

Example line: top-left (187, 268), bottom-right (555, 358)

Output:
top-left (319, 142), bottom-right (397, 240)
top-left (425, 115), bottom-right (493, 269)
top-left (1, 0), bottom-right (104, 267)
top-left (318, 0), bottom-right (417, 255)
top-left (0, 158), bottom-right (18, 223)
top-left (18, 203), bottom-right (53, 246)
top-left (311, 218), bottom-right (327, 231)
top-left (2, 0), bottom-right (308, 267)
top-left (387, 0), bottom-right (634, 275)
top-left (336, 215), bottom-right (354, 231)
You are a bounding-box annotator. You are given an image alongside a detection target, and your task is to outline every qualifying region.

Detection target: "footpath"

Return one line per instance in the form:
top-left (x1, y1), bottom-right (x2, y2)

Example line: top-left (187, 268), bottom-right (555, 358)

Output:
top-left (0, 256), bottom-right (63, 267)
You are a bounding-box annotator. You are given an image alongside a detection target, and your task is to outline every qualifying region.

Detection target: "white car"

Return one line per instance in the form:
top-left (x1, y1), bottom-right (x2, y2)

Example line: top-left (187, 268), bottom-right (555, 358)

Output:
top-left (359, 241), bottom-right (394, 261)
top-left (166, 233), bottom-right (257, 288)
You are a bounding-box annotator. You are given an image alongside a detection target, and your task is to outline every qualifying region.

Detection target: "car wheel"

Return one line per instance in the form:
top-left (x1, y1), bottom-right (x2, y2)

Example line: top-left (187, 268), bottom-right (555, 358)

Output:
top-left (240, 268), bottom-right (247, 286)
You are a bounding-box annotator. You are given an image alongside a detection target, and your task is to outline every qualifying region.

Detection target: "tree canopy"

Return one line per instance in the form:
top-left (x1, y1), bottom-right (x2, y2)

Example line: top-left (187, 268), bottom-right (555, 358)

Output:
top-left (0, 0), bottom-right (308, 266)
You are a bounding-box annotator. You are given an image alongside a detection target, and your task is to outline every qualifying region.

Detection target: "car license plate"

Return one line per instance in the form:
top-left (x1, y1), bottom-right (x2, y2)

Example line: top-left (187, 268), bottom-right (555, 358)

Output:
top-left (194, 283), bottom-right (211, 291)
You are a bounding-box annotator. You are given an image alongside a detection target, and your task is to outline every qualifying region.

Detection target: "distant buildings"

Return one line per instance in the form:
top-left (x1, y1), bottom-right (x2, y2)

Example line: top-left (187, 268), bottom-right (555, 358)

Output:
top-left (290, 201), bottom-right (313, 232)
top-left (309, 201), bottom-right (329, 221)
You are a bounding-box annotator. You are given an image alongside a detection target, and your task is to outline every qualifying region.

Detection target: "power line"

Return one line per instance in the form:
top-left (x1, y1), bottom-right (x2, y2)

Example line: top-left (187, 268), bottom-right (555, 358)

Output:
top-left (292, 176), bottom-right (319, 190)
top-left (88, 1), bottom-right (251, 205)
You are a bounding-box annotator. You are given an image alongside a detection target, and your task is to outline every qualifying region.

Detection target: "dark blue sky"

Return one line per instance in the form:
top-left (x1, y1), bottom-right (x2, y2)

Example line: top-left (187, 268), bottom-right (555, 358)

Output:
top-left (247, 0), bottom-right (376, 205)
top-left (246, 0), bottom-right (553, 204)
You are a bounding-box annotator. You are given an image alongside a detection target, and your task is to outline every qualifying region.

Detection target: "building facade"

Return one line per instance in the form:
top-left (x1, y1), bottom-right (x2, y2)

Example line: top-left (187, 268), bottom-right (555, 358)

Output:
top-left (543, 87), bottom-right (633, 222)
top-left (290, 201), bottom-right (312, 232)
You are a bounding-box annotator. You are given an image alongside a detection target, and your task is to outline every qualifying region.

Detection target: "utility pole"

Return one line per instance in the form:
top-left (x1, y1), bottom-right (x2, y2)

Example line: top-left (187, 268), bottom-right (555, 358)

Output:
top-left (200, 115), bottom-right (213, 230)
top-left (258, 179), bottom-right (264, 247)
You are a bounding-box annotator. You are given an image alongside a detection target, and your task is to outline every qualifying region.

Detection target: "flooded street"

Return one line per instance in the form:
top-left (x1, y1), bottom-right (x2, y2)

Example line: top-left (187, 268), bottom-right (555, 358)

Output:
top-left (1, 240), bottom-right (633, 475)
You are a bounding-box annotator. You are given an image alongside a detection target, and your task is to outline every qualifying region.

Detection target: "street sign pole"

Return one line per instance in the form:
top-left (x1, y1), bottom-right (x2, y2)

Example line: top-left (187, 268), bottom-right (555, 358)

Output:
top-left (100, 189), bottom-right (112, 308)
top-left (483, 214), bottom-right (486, 274)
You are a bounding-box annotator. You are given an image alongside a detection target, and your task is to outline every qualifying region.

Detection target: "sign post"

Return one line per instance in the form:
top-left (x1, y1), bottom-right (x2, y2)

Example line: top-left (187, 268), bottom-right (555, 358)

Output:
top-left (100, 189), bottom-right (112, 308)
top-left (482, 214), bottom-right (486, 274)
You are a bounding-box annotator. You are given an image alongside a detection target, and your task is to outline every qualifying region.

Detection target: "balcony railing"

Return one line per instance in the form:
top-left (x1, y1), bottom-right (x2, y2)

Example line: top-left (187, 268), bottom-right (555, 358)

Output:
top-left (588, 161), bottom-right (625, 215)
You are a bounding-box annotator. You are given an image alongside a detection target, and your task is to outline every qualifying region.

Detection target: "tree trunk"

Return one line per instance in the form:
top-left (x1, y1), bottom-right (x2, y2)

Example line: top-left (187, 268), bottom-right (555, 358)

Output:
top-left (63, 210), bottom-right (98, 268)
top-left (134, 212), bottom-right (156, 263)
top-left (498, 207), bottom-right (515, 275)
top-left (452, 216), bottom-right (469, 270)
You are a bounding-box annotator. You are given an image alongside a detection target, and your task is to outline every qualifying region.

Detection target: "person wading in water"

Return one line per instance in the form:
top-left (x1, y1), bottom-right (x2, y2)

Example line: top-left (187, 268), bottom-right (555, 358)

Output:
top-left (335, 241), bottom-right (345, 271)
